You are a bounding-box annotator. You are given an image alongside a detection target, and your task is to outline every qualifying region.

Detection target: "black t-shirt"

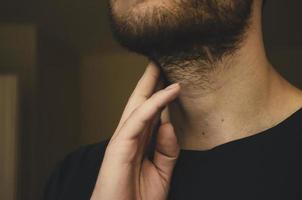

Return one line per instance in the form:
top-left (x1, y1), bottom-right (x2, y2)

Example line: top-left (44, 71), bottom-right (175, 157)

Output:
top-left (44, 108), bottom-right (302, 200)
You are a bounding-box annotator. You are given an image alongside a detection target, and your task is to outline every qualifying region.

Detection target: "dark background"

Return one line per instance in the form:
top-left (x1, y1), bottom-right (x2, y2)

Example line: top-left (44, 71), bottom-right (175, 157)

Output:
top-left (0, 1), bottom-right (301, 199)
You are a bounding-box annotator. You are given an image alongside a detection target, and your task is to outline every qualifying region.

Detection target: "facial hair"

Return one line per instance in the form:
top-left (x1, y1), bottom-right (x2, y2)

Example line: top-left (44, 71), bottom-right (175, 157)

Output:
top-left (108, 0), bottom-right (253, 87)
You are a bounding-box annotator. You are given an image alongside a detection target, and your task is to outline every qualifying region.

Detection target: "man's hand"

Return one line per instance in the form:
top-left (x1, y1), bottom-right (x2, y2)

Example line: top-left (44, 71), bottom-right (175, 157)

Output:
top-left (91, 62), bottom-right (181, 200)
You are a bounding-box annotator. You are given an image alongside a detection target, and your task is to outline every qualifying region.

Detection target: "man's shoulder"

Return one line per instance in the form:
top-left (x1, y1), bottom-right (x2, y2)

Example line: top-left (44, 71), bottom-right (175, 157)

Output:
top-left (44, 138), bottom-right (111, 200)
top-left (63, 138), bottom-right (110, 166)
top-left (57, 138), bottom-right (111, 173)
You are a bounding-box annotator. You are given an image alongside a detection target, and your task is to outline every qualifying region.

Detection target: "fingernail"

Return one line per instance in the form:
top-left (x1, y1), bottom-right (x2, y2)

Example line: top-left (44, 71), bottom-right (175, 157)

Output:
top-left (165, 83), bottom-right (179, 90)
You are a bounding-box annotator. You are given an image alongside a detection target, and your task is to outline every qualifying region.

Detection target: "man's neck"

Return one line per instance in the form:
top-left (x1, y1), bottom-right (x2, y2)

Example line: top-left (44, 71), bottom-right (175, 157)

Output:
top-left (155, 26), bottom-right (302, 151)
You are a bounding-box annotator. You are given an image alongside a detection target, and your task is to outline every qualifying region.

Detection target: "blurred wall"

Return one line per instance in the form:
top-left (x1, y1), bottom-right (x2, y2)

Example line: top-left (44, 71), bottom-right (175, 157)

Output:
top-left (80, 50), bottom-right (146, 144)
top-left (0, 24), bottom-right (37, 200)
top-left (0, 0), bottom-right (302, 200)
top-left (263, 1), bottom-right (302, 87)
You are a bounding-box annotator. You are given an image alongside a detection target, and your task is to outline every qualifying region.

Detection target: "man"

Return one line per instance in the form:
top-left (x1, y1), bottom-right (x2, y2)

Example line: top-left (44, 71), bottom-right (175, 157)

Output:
top-left (44, 0), bottom-right (302, 199)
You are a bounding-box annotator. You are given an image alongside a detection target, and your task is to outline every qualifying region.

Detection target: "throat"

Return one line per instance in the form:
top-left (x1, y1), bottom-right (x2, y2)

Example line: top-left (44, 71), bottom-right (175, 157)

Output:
top-left (150, 46), bottom-right (296, 150)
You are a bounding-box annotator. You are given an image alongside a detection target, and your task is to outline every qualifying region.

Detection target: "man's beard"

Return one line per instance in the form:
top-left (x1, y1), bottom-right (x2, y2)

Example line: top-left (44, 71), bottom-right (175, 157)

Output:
top-left (108, 0), bottom-right (253, 85)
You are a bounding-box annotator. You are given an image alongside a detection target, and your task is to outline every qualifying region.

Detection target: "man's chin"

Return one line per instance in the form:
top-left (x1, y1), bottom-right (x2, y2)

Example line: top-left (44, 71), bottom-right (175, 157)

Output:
top-left (109, 0), bottom-right (253, 61)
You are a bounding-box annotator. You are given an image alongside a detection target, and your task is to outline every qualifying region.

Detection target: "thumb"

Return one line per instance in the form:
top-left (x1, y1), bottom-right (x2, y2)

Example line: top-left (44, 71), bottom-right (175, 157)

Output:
top-left (152, 122), bottom-right (180, 184)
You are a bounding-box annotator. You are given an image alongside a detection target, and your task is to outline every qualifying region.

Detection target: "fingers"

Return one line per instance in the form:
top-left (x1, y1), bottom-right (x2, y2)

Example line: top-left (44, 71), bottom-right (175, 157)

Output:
top-left (113, 62), bottom-right (160, 136)
top-left (140, 75), bottom-right (168, 154)
top-left (156, 75), bottom-right (171, 124)
top-left (152, 123), bottom-right (180, 185)
top-left (116, 83), bottom-right (181, 141)
top-left (160, 106), bottom-right (171, 124)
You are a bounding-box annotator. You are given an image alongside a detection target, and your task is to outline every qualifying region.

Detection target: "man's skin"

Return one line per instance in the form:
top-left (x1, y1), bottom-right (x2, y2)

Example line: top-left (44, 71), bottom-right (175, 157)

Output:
top-left (91, 0), bottom-right (302, 199)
